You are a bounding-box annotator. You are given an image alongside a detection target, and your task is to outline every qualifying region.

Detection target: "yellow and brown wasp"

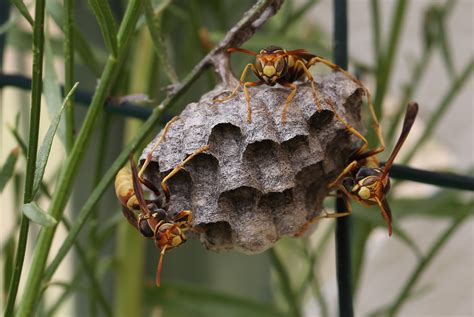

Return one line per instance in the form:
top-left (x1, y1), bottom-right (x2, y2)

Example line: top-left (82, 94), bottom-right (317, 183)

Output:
top-left (214, 45), bottom-right (376, 126)
top-left (115, 117), bottom-right (209, 286)
top-left (298, 101), bottom-right (419, 236)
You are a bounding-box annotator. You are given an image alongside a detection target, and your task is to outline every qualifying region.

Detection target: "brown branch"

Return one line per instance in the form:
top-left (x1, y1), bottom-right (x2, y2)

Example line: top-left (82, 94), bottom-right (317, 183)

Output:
top-left (168, 0), bottom-right (284, 95)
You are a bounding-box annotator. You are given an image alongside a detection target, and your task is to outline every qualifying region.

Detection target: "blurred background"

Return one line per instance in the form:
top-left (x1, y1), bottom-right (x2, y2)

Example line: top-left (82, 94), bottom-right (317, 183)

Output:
top-left (1, 0), bottom-right (472, 316)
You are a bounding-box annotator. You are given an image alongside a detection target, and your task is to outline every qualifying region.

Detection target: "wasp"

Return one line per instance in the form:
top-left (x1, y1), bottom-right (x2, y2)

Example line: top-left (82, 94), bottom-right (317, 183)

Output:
top-left (214, 45), bottom-right (376, 126)
top-left (298, 101), bottom-right (419, 236)
top-left (115, 117), bottom-right (209, 286)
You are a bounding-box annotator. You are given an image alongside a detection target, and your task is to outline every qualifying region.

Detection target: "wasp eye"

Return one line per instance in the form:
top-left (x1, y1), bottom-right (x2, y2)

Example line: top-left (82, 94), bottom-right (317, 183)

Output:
top-left (255, 59), bottom-right (263, 73)
top-left (275, 59), bottom-right (285, 74)
top-left (139, 219), bottom-right (155, 238)
top-left (342, 178), bottom-right (355, 191)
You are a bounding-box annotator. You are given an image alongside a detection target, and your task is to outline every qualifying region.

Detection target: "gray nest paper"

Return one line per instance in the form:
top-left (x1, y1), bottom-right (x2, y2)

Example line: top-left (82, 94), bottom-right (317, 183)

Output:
top-left (140, 72), bottom-right (363, 253)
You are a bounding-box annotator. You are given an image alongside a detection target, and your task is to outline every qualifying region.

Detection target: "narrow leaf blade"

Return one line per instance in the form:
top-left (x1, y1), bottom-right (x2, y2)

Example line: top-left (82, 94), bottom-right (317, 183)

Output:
top-left (32, 82), bottom-right (79, 197)
top-left (22, 202), bottom-right (57, 227)
top-left (88, 0), bottom-right (118, 56)
top-left (43, 34), bottom-right (67, 147)
top-left (46, 0), bottom-right (102, 76)
top-left (10, 0), bottom-right (34, 26)
top-left (0, 147), bottom-right (20, 192)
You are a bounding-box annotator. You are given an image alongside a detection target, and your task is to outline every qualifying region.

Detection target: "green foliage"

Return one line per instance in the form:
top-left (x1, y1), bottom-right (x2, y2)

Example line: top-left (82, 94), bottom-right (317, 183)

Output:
top-left (1, 0), bottom-right (472, 316)
top-left (0, 147), bottom-right (19, 192)
top-left (22, 202), bottom-right (57, 227)
top-left (87, 0), bottom-right (118, 57)
top-left (32, 82), bottom-right (78, 197)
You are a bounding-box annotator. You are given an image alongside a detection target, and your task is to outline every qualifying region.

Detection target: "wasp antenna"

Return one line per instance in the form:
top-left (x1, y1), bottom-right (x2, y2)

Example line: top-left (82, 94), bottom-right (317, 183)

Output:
top-left (156, 245), bottom-right (168, 287)
top-left (380, 102), bottom-right (419, 181)
top-left (227, 47), bottom-right (258, 56)
top-left (130, 156), bottom-right (150, 216)
top-left (376, 197), bottom-right (393, 236)
top-left (285, 49), bottom-right (309, 55)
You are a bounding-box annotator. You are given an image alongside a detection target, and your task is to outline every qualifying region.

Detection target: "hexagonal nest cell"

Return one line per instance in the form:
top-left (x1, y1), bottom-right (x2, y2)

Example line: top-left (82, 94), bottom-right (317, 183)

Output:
top-left (140, 72), bottom-right (363, 254)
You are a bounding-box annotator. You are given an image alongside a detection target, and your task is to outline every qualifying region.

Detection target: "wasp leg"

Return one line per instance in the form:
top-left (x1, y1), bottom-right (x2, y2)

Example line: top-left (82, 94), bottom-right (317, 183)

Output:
top-left (328, 160), bottom-right (359, 189)
top-left (280, 82), bottom-right (297, 125)
top-left (325, 98), bottom-right (368, 155)
top-left (156, 245), bottom-right (168, 287)
top-left (161, 145), bottom-right (210, 204)
top-left (307, 56), bottom-right (385, 156)
top-left (214, 63), bottom-right (257, 103)
top-left (243, 81), bottom-right (263, 122)
top-left (294, 59), bottom-right (322, 112)
top-left (138, 116), bottom-right (179, 181)
top-left (172, 210), bottom-right (192, 223)
top-left (295, 201), bottom-right (352, 237)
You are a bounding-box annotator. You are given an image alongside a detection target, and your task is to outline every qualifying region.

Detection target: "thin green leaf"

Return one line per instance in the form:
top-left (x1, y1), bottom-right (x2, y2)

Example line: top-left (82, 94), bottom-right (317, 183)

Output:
top-left (10, 0), bottom-right (34, 26)
top-left (373, 0), bottom-right (409, 118)
top-left (2, 236), bottom-right (16, 295)
top-left (0, 147), bottom-right (20, 192)
top-left (46, 0), bottom-right (102, 76)
top-left (269, 248), bottom-right (301, 317)
top-left (43, 33), bottom-right (67, 147)
top-left (354, 205), bottom-right (423, 258)
top-left (22, 202), bottom-right (57, 227)
top-left (88, 0), bottom-right (118, 56)
top-left (369, 284), bottom-right (434, 317)
top-left (402, 58), bottom-right (474, 164)
top-left (279, 0), bottom-right (321, 34)
top-left (44, 271), bottom-right (83, 317)
top-left (144, 0), bottom-right (179, 84)
top-left (436, 13), bottom-right (456, 78)
top-left (391, 190), bottom-right (474, 219)
top-left (143, 284), bottom-right (286, 317)
top-left (33, 82), bottom-right (79, 198)
top-left (0, 14), bottom-right (18, 34)
top-left (8, 123), bottom-right (53, 200)
top-left (387, 206), bottom-right (471, 316)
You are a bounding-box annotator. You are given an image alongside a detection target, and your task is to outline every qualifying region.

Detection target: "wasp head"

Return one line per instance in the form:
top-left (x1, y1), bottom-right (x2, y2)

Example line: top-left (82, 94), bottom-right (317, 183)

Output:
top-left (254, 46), bottom-right (288, 85)
top-left (349, 167), bottom-right (391, 204)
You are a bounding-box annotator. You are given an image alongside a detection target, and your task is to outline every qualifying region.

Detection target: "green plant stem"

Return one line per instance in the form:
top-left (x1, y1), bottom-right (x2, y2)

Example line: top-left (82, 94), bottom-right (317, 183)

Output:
top-left (61, 217), bottom-right (112, 316)
top-left (296, 225), bottom-right (333, 317)
top-left (64, 0), bottom-right (75, 152)
top-left (269, 248), bottom-right (301, 317)
top-left (114, 27), bottom-right (154, 317)
top-left (144, 0), bottom-right (178, 84)
top-left (15, 1), bottom-right (144, 316)
top-left (373, 0), bottom-right (409, 117)
top-left (351, 221), bottom-right (372, 294)
top-left (401, 57), bottom-right (474, 165)
top-left (44, 270), bottom-right (82, 316)
top-left (4, 0), bottom-right (46, 315)
top-left (88, 114), bottom-right (110, 317)
top-left (387, 208), bottom-right (470, 316)
top-left (10, 0), bottom-right (34, 26)
top-left (370, 0), bottom-right (381, 63)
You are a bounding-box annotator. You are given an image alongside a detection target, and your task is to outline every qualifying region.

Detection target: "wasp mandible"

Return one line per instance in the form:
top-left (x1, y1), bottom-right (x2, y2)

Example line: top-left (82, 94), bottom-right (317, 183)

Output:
top-left (298, 102), bottom-right (418, 236)
top-left (214, 46), bottom-right (379, 129)
top-left (115, 117), bottom-right (209, 286)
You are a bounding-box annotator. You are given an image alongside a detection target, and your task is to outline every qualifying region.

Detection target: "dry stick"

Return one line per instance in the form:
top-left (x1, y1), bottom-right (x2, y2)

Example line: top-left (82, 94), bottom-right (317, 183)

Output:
top-left (43, 0), bottom-right (283, 290)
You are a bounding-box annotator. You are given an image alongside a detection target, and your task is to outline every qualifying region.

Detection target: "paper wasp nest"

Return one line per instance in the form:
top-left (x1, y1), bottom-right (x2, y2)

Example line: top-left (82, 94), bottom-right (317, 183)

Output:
top-left (140, 73), bottom-right (362, 254)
